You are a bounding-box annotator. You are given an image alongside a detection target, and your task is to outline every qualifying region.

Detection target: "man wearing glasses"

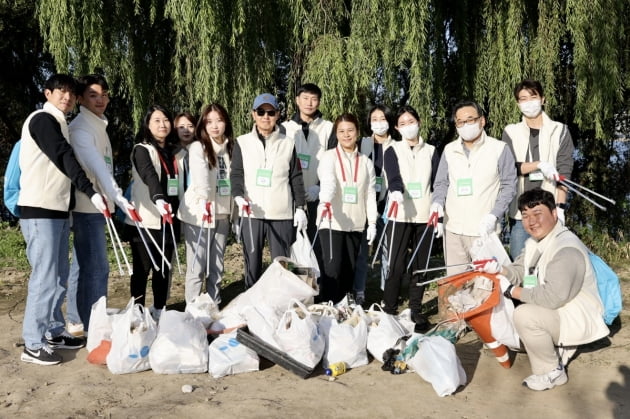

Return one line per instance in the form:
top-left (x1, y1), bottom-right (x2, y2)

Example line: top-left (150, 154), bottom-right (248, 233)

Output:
top-left (430, 100), bottom-right (517, 275)
top-left (230, 93), bottom-right (307, 287)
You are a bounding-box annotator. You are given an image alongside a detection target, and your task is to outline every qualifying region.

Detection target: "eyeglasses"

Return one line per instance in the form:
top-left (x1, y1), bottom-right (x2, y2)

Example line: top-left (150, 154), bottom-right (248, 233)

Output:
top-left (255, 108), bottom-right (277, 117)
top-left (455, 116), bottom-right (481, 128)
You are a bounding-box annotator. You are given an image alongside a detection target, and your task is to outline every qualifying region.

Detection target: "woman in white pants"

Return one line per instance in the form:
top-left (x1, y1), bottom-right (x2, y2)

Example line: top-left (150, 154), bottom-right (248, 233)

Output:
top-left (178, 103), bottom-right (234, 305)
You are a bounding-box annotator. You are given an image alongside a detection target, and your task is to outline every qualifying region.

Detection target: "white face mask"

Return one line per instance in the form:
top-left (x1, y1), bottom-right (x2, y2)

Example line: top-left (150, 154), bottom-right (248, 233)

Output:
top-left (398, 123), bottom-right (419, 140)
top-left (519, 99), bottom-right (542, 118)
top-left (371, 121), bottom-right (389, 136)
top-left (457, 122), bottom-right (483, 142)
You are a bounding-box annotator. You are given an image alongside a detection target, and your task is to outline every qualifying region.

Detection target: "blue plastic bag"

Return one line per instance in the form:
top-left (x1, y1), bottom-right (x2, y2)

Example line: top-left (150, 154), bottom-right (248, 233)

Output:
top-left (589, 252), bottom-right (622, 325)
top-left (3, 140), bottom-right (21, 217)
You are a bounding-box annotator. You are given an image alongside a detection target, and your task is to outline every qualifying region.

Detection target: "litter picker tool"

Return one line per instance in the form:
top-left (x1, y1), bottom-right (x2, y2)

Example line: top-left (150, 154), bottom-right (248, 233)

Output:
top-left (421, 211), bottom-right (439, 273)
top-left (385, 201), bottom-right (399, 274)
top-left (242, 203), bottom-right (255, 253)
top-left (161, 202), bottom-right (181, 274)
top-left (191, 202), bottom-right (211, 272)
top-left (371, 198), bottom-right (397, 268)
top-left (406, 223), bottom-right (432, 272)
top-left (414, 258), bottom-right (497, 286)
top-left (557, 175), bottom-right (615, 211)
top-left (102, 197), bottom-right (131, 275)
top-left (128, 208), bottom-right (161, 271)
top-left (310, 202), bottom-right (332, 260)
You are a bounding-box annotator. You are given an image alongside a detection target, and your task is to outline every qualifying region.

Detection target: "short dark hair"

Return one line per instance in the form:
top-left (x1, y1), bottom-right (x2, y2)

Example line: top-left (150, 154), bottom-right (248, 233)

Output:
top-left (44, 74), bottom-right (77, 95)
top-left (451, 100), bottom-right (484, 121)
top-left (366, 104), bottom-right (394, 135)
top-left (518, 188), bottom-right (556, 212)
top-left (76, 74), bottom-right (109, 96)
top-left (395, 105), bottom-right (421, 126)
top-left (513, 79), bottom-right (544, 101)
top-left (296, 83), bottom-right (322, 99)
top-left (139, 104), bottom-right (176, 145)
top-left (333, 113), bottom-right (360, 135)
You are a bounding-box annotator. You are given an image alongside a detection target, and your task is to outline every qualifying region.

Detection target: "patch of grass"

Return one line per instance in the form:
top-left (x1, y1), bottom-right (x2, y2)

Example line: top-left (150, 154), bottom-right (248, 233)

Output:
top-left (0, 222), bottom-right (28, 270)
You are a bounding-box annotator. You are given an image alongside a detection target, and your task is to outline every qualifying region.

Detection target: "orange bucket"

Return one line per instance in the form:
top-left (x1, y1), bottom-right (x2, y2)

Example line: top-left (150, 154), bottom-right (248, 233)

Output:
top-left (438, 271), bottom-right (512, 368)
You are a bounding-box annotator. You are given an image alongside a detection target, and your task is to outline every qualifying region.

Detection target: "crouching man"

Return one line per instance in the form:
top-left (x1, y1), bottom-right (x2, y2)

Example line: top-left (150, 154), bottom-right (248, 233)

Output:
top-left (476, 188), bottom-right (608, 390)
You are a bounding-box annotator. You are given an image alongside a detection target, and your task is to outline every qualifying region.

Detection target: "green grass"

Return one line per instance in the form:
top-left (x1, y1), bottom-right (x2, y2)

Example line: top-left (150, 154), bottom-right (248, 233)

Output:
top-left (0, 222), bottom-right (28, 270)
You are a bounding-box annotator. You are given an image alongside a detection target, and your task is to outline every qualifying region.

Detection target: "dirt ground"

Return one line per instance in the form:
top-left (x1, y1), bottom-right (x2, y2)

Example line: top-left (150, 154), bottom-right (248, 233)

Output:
top-left (0, 242), bottom-right (628, 419)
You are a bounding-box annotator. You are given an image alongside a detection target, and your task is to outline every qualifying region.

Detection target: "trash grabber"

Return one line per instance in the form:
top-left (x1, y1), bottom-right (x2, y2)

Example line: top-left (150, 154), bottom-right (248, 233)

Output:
top-left (243, 203), bottom-right (255, 254)
top-left (413, 258), bottom-right (496, 284)
top-left (103, 205), bottom-right (124, 276)
top-left (384, 201), bottom-right (398, 273)
top-left (421, 211), bottom-right (439, 272)
top-left (191, 202), bottom-right (211, 272)
top-left (557, 179), bottom-right (607, 211)
top-left (206, 218), bottom-right (211, 276)
top-left (327, 208), bottom-right (333, 261)
top-left (108, 216), bottom-right (132, 275)
top-left (133, 207), bottom-right (171, 270)
top-left (559, 176), bottom-right (616, 205)
top-left (371, 200), bottom-right (396, 268)
top-left (406, 223), bottom-right (431, 271)
top-left (161, 218), bottom-right (166, 272)
top-left (164, 211), bottom-right (182, 275)
top-left (310, 216), bottom-right (325, 253)
top-left (128, 208), bottom-right (160, 271)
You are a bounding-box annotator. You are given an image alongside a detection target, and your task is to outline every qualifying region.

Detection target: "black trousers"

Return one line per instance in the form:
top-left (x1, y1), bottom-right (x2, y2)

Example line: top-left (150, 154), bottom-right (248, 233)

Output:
top-left (241, 218), bottom-right (294, 288)
top-left (129, 222), bottom-right (177, 309)
top-left (382, 221), bottom-right (433, 313)
top-left (318, 229), bottom-right (363, 303)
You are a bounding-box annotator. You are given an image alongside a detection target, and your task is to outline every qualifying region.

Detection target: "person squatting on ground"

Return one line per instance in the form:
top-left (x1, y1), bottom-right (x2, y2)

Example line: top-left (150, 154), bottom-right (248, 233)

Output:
top-left (125, 105), bottom-right (185, 321)
top-left (18, 74), bottom-right (106, 365)
top-left (316, 113), bottom-right (378, 303)
top-left (178, 103), bottom-right (234, 305)
top-left (503, 79), bottom-right (574, 259)
top-left (230, 93), bottom-right (307, 288)
top-left (431, 100), bottom-right (517, 276)
top-left (352, 105), bottom-right (396, 304)
top-left (67, 74), bottom-right (135, 334)
top-left (476, 188), bottom-right (608, 391)
top-left (382, 105), bottom-right (441, 332)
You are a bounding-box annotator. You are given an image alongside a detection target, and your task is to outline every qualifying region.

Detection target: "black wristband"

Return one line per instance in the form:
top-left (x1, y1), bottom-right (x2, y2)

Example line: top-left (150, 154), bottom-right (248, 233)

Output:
top-left (503, 284), bottom-right (514, 299)
top-left (556, 203), bottom-right (567, 210)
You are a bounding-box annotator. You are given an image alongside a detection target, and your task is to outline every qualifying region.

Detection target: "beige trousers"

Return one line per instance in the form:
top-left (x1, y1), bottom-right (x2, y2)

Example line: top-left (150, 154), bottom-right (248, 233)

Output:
top-left (513, 303), bottom-right (561, 375)
top-left (443, 230), bottom-right (478, 276)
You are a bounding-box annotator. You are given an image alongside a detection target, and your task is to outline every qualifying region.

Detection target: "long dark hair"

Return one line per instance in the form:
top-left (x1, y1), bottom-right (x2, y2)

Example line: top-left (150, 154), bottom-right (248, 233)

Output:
top-left (195, 103), bottom-right (234, 169)
top-left (138, 104), bottom-right (177, 146)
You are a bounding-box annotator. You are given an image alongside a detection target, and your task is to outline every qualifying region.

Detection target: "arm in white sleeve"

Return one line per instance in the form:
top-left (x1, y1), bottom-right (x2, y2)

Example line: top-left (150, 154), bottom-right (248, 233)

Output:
top-left (317, 152), bottom-right (337, 202)
top-left (188, 141), bottom-right (213, 203)
top-left (365, 158), bottom-right (378, 225)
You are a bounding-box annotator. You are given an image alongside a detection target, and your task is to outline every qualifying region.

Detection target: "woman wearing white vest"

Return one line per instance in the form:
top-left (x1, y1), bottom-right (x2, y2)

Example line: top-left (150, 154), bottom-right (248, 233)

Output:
top-left (503, 80), bottom-right (574, 260)
top-left (178, 103), bottom-right (234, 305)
top-left (317, 113), bottom-right (378, 303)
top-left (67, 74), bottom-right (135, 333)
top-left (382, 105), bottom-right (441, 331)
top-left (230, 93), bottom-right (307, 288)
top-left (125, 105), bottom-right (185, 320)
top-left (352, 105), bottom-right (396, 305)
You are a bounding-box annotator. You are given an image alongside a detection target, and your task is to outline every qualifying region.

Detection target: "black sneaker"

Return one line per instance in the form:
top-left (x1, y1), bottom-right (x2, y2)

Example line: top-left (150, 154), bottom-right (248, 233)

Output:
top-left (21, 345), bottom-right (62, 365)
top-left (411, 310), bottom-right (432, 333)
top-left (47, 332), bottom-right (86, 349)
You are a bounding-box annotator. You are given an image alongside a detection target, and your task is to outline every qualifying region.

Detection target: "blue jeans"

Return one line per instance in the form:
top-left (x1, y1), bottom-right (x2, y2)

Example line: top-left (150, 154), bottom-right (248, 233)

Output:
top-left (69, 212), bottom-right (109, 330)
top-left (509, 218), bottom-right (530, 260)
top-left (20, 218), bottom-right (70, 350)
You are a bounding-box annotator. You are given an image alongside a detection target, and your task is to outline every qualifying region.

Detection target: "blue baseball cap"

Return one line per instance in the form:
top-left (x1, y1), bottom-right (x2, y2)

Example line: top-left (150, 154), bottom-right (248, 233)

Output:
top-left (252, 93), bottom-right (279, 110)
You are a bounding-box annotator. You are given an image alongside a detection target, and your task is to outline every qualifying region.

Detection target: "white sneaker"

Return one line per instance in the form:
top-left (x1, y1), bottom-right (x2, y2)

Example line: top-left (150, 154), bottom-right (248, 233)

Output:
top-left (67, 322), bottom-right (85, 337)
top-left (522, 365), bottom-right (568, 391)
top-left (149, 306), bottom-right (162, 322)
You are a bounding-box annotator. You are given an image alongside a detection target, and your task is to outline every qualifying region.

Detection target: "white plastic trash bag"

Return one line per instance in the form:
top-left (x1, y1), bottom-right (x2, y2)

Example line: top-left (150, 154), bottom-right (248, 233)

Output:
top-left (324, 306), bottom-right (369, 368)
top-left (149, 310), bottom-right (209, 374)
top-left (107, 298), bottom-right (158, 374)
top-left (275, 300), bottom-right (325, 368)
top-left (87, 296), bottom-right (122, 353)
top-left (186, 293), bottom-right (220, 329)
top-left (290, 230), bottom-right (320, 278)
top-left (490, 281), bottom-right (520, 350)
top-left (366, 304), bottom-right (409, 363)
top-left (243, 304), bottom-right (282, 350)
top-left (208, 332), bottom-right (259, 378)
top-left (469, 232), bottom-right (511, 266)
top-left (396, 308), bottom-right (417, 335)
top-left (408, 335), bottom-right (466, 397)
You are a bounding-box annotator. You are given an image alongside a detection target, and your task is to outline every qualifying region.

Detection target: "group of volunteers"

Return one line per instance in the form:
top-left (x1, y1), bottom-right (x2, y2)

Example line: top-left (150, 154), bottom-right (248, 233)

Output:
top-left (16, 73), bottom-right (609, 392)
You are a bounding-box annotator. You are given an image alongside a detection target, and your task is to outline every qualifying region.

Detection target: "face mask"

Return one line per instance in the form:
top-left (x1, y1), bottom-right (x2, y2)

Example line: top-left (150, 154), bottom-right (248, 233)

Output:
top-left (371, 121), bottom-right (389, 136)
top-left (457, 122), bottom-right (483, 142)
top-left (519, 99), bottom-right (542, 118)
top-left (398, 123), bottom-right (419, 140)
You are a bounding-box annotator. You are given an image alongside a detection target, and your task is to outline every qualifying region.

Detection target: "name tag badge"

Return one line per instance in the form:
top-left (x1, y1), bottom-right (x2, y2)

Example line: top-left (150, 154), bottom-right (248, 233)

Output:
top-left (457, 178), bottom-right (473, 196)
top-left (167, 177), bottom-right (179, 196)
top-left (104, 155), bottom-right (113, 173)
top-left (256, 168), bottom-right (272, 187)
top-left (297, 153), bottom-right (311, 170)
top-left (375, 176), bottom-right (383, 193)
top-left (523, 274), bottom-right (538, 288)
top-left (529, 171), bottom-right (544, 181)
top-left (343, 186), bottom-right (358, 204)
top-left (218, 179), bottom-right (231, 196)
top-left (406, 182), bottom-right (423, 199)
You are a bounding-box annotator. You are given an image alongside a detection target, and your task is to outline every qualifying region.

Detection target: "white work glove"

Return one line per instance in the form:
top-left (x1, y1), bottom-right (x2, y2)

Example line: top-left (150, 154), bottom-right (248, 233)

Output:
top-left (114, 194), bottom-right (134, 218)
top-left (473, 258), bottom-right (501, 274)
top-left (293, 208), bottom-right (308, 232)
top-left (234, 196), bottom-right (250, 216)
top-left (537, 161), bottom-right (559, 181)
top-left (306, 185), bottom-right (320, 202)
top-left (389, 190), bottom-right (404, 205)
top-left (90, 193), bottom-right (107, 214)
top-left (478, 213), bottom-right (497, 237)
top-left (556, 207), bottom-right (565, 225)
top-left (155, 199), bottom-right (170, 216)
top-left (429, 202), bottom-right (444, 239)
top-left (366, 223), bottom-right (377, 245)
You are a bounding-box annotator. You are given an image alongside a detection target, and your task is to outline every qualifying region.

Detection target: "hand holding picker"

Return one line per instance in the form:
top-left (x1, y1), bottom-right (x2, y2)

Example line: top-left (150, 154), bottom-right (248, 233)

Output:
top-left (159, 200), bottom-right (181, 274)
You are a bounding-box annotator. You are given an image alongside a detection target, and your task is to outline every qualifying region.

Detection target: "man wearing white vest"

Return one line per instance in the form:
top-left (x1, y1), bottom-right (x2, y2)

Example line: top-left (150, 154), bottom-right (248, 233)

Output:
top-left (231, 93), bottom-right (307, 287)
top-left (476, 188), bottom-right (608, 391)
top-left (503, 79), bottom-right (574, 260)
top-left (431, 100), bottom-right (517, 276)
top-left (18, 74), bottom-right (107, 365)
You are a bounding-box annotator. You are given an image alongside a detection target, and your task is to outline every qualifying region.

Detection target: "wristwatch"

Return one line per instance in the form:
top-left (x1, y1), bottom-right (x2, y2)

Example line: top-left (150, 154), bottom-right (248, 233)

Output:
top-left (556, 203), bottom-right (567, 210)
top-left (504, 284), bottom-right (514, 299)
